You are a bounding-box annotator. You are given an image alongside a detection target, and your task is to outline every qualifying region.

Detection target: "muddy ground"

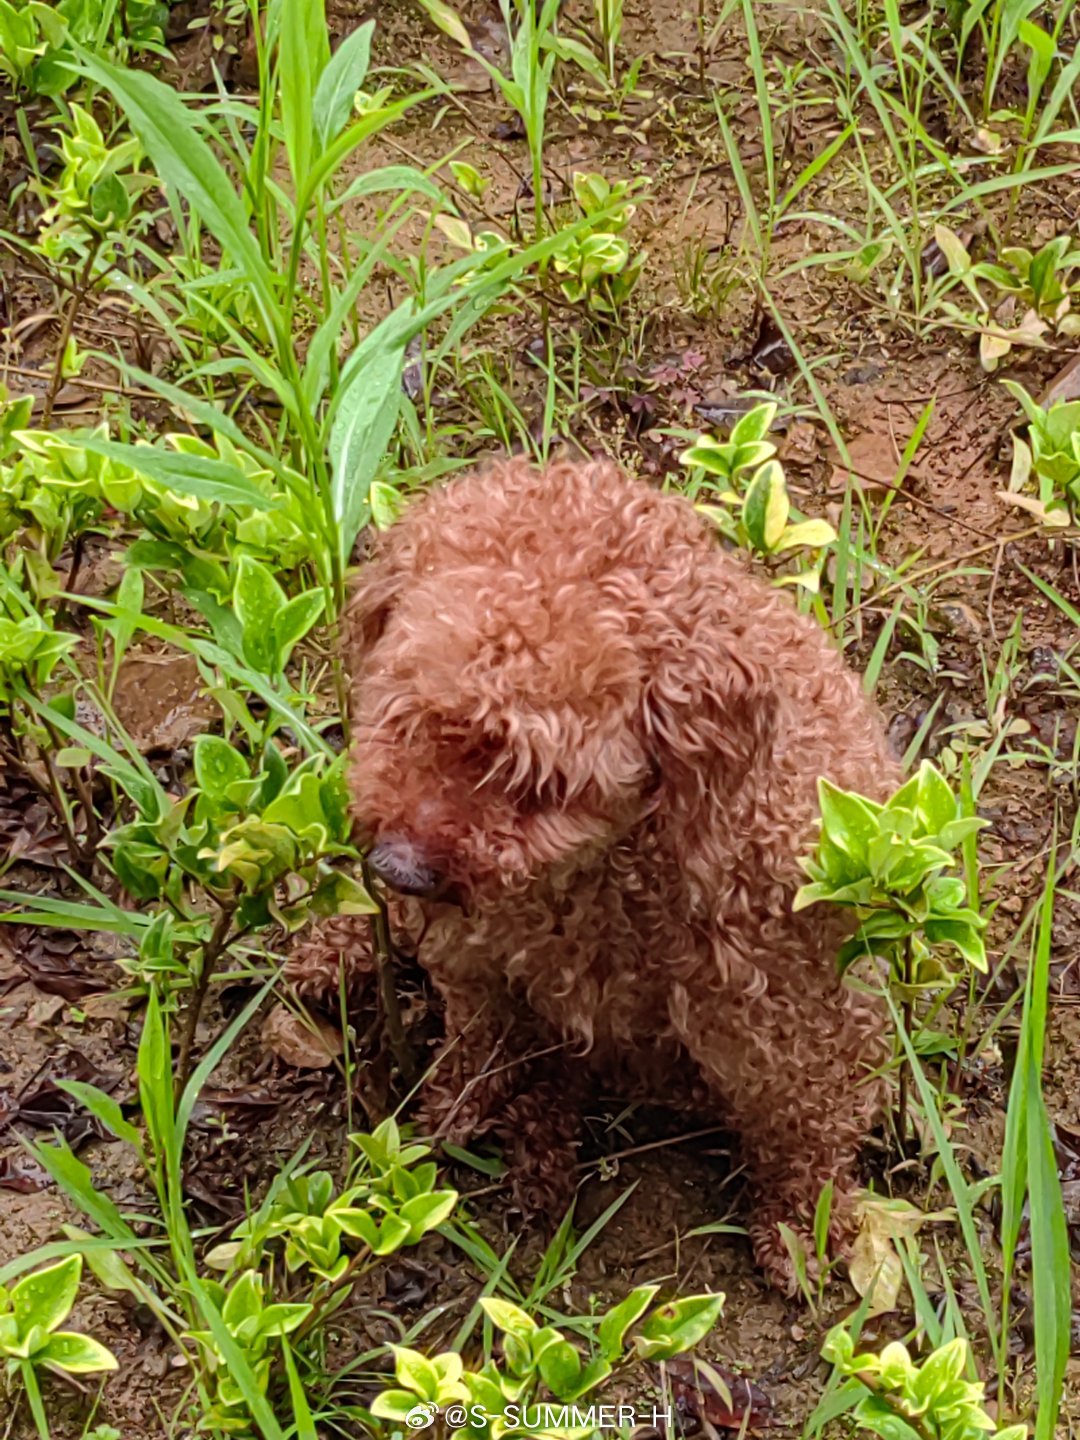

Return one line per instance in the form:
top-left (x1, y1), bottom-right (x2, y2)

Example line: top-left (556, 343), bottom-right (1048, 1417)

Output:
top-left (2, 0), bottom-right (1080, 1434)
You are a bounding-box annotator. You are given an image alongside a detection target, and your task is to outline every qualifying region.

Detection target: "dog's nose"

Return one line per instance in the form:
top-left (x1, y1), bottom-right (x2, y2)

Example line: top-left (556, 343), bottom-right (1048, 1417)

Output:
top-left (368, 838), bottom-right (444, 897)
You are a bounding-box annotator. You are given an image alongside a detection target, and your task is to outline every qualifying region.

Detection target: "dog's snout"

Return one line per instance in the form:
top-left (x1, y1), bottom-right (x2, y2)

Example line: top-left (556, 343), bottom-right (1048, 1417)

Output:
top-left (368, 837), bottom-right (444, 897)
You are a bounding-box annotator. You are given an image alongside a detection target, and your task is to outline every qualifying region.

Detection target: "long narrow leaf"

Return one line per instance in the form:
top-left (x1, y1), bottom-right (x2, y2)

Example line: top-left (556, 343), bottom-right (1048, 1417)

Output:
top-left (280, 0), bottom-right (327, 199)
top-left (328, 327), bottom-right (407, 564)
top-left (313, 19), bottom-right (373, 143)
top-left (71, 46), bottom-right (281, 343)
top-left (73, 435), bottom-right (283, 510)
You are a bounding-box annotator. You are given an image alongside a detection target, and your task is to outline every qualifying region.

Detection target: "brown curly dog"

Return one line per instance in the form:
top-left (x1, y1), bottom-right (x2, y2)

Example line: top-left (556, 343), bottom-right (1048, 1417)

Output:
top-left (311, 457), bottom-right (899, 1291)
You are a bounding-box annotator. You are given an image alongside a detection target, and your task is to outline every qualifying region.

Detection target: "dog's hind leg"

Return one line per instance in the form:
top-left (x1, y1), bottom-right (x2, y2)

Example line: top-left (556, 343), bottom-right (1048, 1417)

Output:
top-left (669, 967), bottom-right (885, 1294)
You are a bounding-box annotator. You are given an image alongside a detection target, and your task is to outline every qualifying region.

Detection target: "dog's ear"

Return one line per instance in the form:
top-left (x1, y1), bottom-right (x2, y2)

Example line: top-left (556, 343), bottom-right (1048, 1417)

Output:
top-left (642, 635), bottom-right (777, 794)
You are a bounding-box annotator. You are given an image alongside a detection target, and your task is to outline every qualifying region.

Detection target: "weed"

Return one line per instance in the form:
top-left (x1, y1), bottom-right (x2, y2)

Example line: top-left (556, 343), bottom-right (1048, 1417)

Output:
top-left (795, 762), bottom-right (988, 1140)
top-left (0, 1256), bottom-right (118, 1439)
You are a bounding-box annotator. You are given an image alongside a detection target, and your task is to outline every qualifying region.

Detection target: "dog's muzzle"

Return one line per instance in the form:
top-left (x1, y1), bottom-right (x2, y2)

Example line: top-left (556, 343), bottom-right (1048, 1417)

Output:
top-left (367, 837), bottom-right (444, 898)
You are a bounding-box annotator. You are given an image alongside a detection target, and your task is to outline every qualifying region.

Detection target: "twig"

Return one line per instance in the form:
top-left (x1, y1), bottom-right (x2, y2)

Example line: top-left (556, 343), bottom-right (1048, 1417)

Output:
top-left (1, 726), bottom-right (86, 872)
top-left (175, 901), bottom-right (237, 1097)
top-left (362, 862), bottom-right (417, 1087)
top-left (42, 240), bottom-right (103, 427)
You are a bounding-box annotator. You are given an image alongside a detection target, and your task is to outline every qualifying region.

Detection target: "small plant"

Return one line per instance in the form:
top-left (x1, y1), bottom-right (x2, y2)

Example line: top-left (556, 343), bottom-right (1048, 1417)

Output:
top-left (998, 381), bottom-right (1080, 527)
top-left (594, 0), bottom-right (624, 83)
top-left (419, 0), bottom-right (602, 241)
top-left (821, 1327), bottom-right (1025, 1440)
top-left (931, 228), bottom-right (1080, 370)
top-left (372, 1288), bottom-right (725, 1434)
top-left (25, 103), bottom-right (152, 425)
top-left (551, 172), bottom-right (646, 315)
top-left (0, 0), bottom-right (165, 95)
top-left (0, 1255), bottom-right (118, 1439)
top-left (680, 402), bottom-right (837, 592)
top-left (795, 761), bottom-right (988, 1139)
top-left (777, 1179), bottom-right (837, 1316)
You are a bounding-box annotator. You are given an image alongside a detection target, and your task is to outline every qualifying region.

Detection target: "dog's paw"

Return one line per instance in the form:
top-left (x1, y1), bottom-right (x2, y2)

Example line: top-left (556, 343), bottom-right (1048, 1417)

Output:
top-left (748, 1217), bottom-right (819, 1297)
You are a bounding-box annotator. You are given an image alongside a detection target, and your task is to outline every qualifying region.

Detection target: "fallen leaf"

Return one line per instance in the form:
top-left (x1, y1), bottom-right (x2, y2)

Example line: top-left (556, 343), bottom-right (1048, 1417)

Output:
top-left (971, 126), bottom-right (1004, 154)
top-left (26, 993), bottom-right (66, 1029)
top-left (829, 431), bottom-right (904, 496)
top-left (1038, 354), bottom-right (1080, 408)
top-left (23, 959), bottom-right (109, 1001)
top-left (779, 421), bottom-right (821, 469)
top-left (665, 1355), bottom-right (774, 1431)
top-left (849, 1193), bottom-right (954, 1316)
top-left (262, 1004), bottom-right (343, 1069)
top-left (750, 314), bottom-right (794, 376)
top-left (0, 1154), bottom-right (51, 1193)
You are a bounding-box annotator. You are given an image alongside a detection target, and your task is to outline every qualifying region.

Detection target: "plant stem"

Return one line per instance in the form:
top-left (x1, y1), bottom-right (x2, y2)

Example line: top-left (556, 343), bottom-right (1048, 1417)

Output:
top-left (8, 722), bottom-right (86, 872)
top-left (40, 713), bottom-right (100, 857)
top-left (362, 858), bottom-right (416, 1087)
top-left (175, 901), bottom-right (237, 1097)
top-left (896, 941), bottom-right (914, 1144)
top-left (293, 1245), bottom-right (374, 1345)
top-left (42, 239), bottom-right (101, 427)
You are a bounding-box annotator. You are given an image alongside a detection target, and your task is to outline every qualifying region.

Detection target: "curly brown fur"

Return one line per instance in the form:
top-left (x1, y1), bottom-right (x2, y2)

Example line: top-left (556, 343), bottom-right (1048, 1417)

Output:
top-left (343, 457), bottom-right (899, 1292)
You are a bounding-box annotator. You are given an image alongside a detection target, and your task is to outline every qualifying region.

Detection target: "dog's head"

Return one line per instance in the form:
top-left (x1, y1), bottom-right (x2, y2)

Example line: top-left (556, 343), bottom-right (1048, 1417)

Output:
top-left (347, 462), bottom-right (773, 899)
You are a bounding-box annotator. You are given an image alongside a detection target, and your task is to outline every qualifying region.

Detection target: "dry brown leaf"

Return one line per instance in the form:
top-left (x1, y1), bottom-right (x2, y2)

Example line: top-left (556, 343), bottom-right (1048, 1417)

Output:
top-left (849, 1193), bottom-right (953, 1316)
top-left (829, 430), bottom-right (904, 496)
top-left (262, 1004), bottom-right (343, 1069)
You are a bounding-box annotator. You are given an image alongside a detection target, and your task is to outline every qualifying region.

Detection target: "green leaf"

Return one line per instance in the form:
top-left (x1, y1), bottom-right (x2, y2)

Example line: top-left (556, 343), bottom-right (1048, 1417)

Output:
top-left (55, 1081), bottom-right (142, 1150)
top-left (742, 459), bottom-right (790, 552)
top-left (909, 1337), bottom-right (968, 1408)
top-left (372, 1212), bottom-right (411, 1254)
top-left (932, 224), bottom-right (972, 275)
top-left (914, 762), bottom-right (959, 834)
top-left (255, 1302), bottom-right (313, 1339)
top-left (371, 1390), bottom-right (429, 1422)
top-left (479, 1297), bottom-right (538, 1338)
top-left (73, 435), bottom-right (279, 510)
top-left (313, 21), bottom-right (373, 142)
top-left (10, 1256), bottom-right (81, 1338)
top-left (329, 163), bottom-right (443, 215)
top-left (775, 517), bottom-right (837, 552)
top-left (222, 1270), bottom-right (263, 1331)
top-left (923, 919), bottom-right (987, 971)
top-left (730, 401), bottom-right (777, 445)
top-left (280, 0), bottom-right (328, 193)
top-left (193, 734), bottom-right (250, 798)
top-left (851, 1395), bottom-right (924, 1440)
top-left (234, 555), bottom-right (287, 674)
top-left (417, 0), bottom-right (472, 49)
top-left (817, 780), bottom-right (881, 869)
top-left (70, 47), bottom-right (280, 342)
top-left (37, 1330), bottom-right (119, 1374)
top-left (90, 173), bottom-right (129, 225)
top-left (597, 1284), bottom-right (659, 1359)
top-left (328, 325), bottom-right (406, 566)
top-left (24, 1139), bottom-right (140, 1250)
top-left (273, 589), bottom-right (325, 669)
top-left (399, 1189), bottom-right (459, 1239)
top-left (537, 1337), bottom-right (583, 1398)
top-left (632, 1293), bottom-right (725, 1361)
top-left (393, 1345), bottom-right (440, 1401)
